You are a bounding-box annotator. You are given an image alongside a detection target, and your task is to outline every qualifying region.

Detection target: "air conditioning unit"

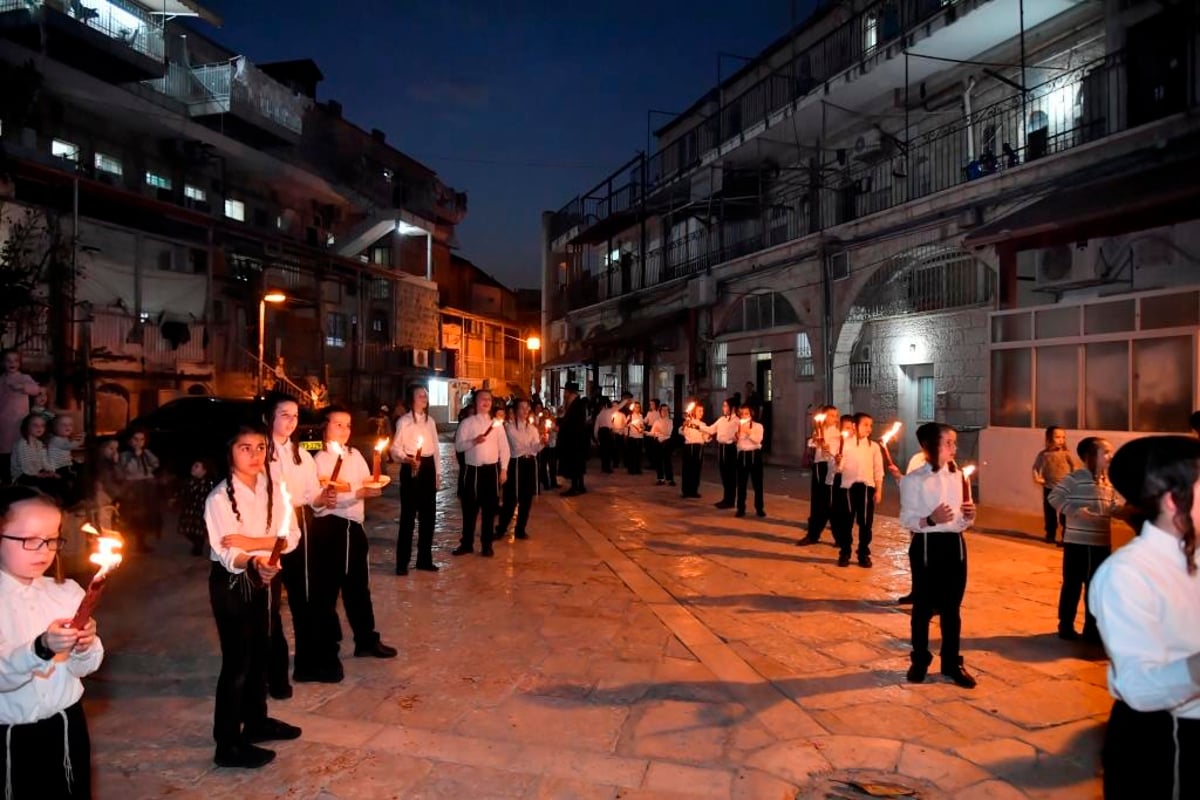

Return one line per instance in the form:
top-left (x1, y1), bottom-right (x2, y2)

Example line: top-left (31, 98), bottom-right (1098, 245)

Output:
top-left (1033, 243), bottom-right (1101, 288)
top-left (431, 350), bottom-right (446, 371)
top-left (412, 349), bottom-right (429, 368)
top-left (685, 275), bottom-right (716, 308)
top-left (852, 129), bottom-right (893, 163)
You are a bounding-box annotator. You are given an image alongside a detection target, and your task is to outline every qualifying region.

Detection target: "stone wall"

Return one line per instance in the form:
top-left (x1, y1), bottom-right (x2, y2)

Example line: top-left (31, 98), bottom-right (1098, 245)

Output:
top-left (395, 278), bottom-right (439, 351)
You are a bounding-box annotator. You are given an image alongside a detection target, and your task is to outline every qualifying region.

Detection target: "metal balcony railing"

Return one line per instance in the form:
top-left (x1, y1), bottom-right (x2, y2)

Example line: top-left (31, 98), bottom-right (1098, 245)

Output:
top-left (88, 311), bottom-right (208, 365)
top-left (145, 56), bottom-right (305, 135)
top-left (0, 0), bottom-right (165, 61)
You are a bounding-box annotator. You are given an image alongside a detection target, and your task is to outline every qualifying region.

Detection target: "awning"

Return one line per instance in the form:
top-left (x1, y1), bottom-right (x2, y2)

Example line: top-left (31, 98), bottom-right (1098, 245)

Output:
top-left (585, 310), bottom-right (688, 351)
top-left (540, 349), bottom-right (590, 370)
top-left (146, 1), bottom-right (223, 26)
top-left (963, 158), bottom-right (1200, 249)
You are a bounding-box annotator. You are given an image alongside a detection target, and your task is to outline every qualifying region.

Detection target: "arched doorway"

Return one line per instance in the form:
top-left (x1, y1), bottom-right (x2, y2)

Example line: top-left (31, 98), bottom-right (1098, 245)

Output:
top-left (95, 383), bottom-right (131, 435)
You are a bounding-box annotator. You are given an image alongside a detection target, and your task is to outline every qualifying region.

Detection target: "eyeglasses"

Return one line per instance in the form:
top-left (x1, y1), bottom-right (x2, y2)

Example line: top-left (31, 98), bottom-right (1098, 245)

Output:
top-left (0, 535), bottom-right (67, 551)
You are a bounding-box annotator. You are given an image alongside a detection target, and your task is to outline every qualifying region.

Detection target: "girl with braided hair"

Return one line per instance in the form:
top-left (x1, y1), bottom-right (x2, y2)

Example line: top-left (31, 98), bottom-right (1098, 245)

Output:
top-left (204, 422), bottom-right (302, 769)
top-left (1090, 435), bottom-right (1200, 799)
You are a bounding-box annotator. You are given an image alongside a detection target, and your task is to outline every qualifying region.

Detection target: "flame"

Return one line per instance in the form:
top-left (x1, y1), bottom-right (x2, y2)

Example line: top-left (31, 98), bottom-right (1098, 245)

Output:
top-left (814, 412), bottom-right (827, 424)
top-left (544, 420), bottom-right (552, 430)
top-left (740, 417), bottom-right (751, 425)
top-left (374, 438), bottom-right (388, 453)
top-left (83, 524), bottom-right (123, 580)
top-left (327, 441), bottom-right (345, 457)
top-left (962, 464), bottom-right (977, 478)
top-left (415, 435), bottom-right (424, 451)
top-left (685, 402), bottom-right (695, 413)
top-left (840, 430), bottom-right (850, 440)
top-left (492, 419), bottom-right (502, 428)
top-left (880, 421), bottom-right (903, 446)
top-left (276, 481), bottom-right (293, 540)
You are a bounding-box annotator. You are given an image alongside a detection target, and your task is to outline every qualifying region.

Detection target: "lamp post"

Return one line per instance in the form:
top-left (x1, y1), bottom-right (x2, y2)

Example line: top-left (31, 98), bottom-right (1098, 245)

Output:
top-left (526, 335), bottom-right (541, 399)
top-left (257, 290), bottom-right (287, 395)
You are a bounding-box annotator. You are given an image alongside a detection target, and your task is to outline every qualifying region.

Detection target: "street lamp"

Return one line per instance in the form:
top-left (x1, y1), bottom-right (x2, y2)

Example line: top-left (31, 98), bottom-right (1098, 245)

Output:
top-left (258, 290), bottom-right (287, 394)
top-left (526, 335), bottom-right (541, 398)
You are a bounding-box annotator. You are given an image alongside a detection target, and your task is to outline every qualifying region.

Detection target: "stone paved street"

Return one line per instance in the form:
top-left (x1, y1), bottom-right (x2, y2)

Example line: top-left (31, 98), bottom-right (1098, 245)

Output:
top-left (85, 452), bottom-right (1109, 799)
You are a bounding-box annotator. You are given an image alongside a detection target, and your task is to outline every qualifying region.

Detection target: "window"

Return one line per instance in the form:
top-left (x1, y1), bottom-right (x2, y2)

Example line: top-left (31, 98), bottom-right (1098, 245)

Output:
top-left (712, 342), bottom-right (728, 389)
top-left (51, 139), bottom-right (79, 162)
top-left (990, 348), bottom-right (1032, 427)
top-left (184, 185), bottom-right (207, 202)
top-left (1035, 345), bottom-right (1079, 427)
top-left (325, 312), bottom-right (348, 347)
top-left (1133, 336), bottom-right (1192, 431)
top-left (795, 332), bottom-right (814, 379)
top-left (224, 199), bottom-right (245, 222)
top-left (863, 13), bottom-right (879, 52)
top-left (94, 152), bottom-right (122, 176)
top-left (368, 311), bottom-right (389, 343)
top-left (371, 246), bottom-right (392, 267)
top-left (145, 171), bottom-right (172, 190)
top-left (720, 292), bottom-right (800, 334)
top-left (628, 364), bottom-right (644, 400)
top-left (428, 379), bottom-right (448, 407)
top-left (917, 376), bottom-right (936, 422)
top-left (370, 279), bottom-right (391, 300)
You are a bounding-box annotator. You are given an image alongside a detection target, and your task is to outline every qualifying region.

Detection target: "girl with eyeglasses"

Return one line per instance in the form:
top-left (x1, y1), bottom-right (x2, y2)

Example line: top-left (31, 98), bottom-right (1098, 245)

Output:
top-left (0, 485), bottom-right (102, 799)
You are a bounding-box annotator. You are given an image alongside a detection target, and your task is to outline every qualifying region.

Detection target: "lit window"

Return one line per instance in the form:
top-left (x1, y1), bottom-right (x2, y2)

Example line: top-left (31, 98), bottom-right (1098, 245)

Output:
top-left (184, 185), bottom-right (207, 202)
top-left (52, 139), bottom-right (79, 162)
top-left (94, 152), bottom-right (123, 176)
top-left (795, 332), bottom-right (814, 379)
top-left (224, 199), bottom-right (245, 221)
top-left (864, 14), bottom-right (879, 52)
top-left (325, 312), bottom-right (348, 347)
top-left (145, 171), bottom-right (172, 190)
top-left (428, 378), bottom-right (449, 406)
top-left (713, 342), bottom-right (728, 389)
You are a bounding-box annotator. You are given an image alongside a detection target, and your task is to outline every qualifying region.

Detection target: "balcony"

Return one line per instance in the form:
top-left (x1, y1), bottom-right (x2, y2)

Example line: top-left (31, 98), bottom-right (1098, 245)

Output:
top-left (555, 50), bottom-right (1194, 316)
top-left (145, 57), bottom-right (307, 143)
top-left (0, 0), bottom-right (166, 81)
top-left (87, 311), bottom-right (209, 373)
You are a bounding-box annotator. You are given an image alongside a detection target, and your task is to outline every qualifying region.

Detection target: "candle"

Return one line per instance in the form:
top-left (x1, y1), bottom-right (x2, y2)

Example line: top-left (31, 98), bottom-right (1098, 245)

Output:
top-left (267, 481), bottom-right (293, 568)
top-left (70, 524), bottom-right (123, 629)
top-left (879, 421), bottom-right (902, 446)
top-left (685, 402), bottom-right (695, 416)
top-left (739, 417), bottom-right (751, 426)
top-left (488, 419), bottom-right (502, 435)
top-left (961, 464), bottom-right (976, 503)
top-left (544, 419), bottom-right (552, 431)
top-left (328, 441), bottom-right (345, 483)
top-left (415, 435), bottom-right (424, 458)
top-left (372, 438), bottom-right (387, 482)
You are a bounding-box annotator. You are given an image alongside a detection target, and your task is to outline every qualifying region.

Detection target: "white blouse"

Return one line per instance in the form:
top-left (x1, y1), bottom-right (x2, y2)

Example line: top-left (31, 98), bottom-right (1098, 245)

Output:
top-left (898, 463), bottom-right (972, 533)
top-left (270, 438), bottom-right (322, 508)
top-left (1090, 522), bottom-right (1200, 719)
top-left (505, 421), bottom-right (543, 459)
top-left (205, 471), bottom-right (301, 574)
top-left (391, 412), bottom-right (441, 481)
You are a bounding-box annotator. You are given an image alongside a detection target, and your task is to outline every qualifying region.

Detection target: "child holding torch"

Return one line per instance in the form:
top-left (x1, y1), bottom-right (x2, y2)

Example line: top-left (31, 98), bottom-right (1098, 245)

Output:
top-left (205, 422), bottom-right (302, 768)
top-left (392, 383), bottom-right (441, 575)
top-left (735, 404), bottom-right (765, 518)
top-left (0, 486), bottom-right (103, 798)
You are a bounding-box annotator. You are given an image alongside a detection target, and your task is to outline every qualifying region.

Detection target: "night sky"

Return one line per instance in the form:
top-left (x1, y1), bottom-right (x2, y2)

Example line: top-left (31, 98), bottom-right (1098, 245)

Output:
top-left (201, 1), bottom-right (820, 290)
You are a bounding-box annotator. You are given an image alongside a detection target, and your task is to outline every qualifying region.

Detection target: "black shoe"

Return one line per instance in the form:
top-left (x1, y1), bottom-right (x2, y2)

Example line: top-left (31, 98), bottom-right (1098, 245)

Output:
top-left (896, 593), bottom-right (914, 605)
top-left (395, 566), bottom-right (409, 576)
top-left (451, 545), bottom-right (473, 556)
top-left (858, 556), bottom-right (873, 568)
top-left (354, 641), bottom-right (398, 659)
top-left (941, 664), bottom-right (977, 689)
top-left (515, 532), bottom-right (529, 540)
top-left (1058, 627), bottom-right (1081, 641)
top-left (837, 555), bottom-right (851, 567)
top-left (735, 510), bottom-right (745, 518)
top-left (480, 547), bottom-right (494, 557)
top-left (715, 501), bottom-right (733, 509)
top-left (906, 663), bottom-right (928, 683)
top-left (415, 563), bottom-right (439, 572)
top-left (293, 665), bottom-right (344, 684)
top-left (1044, 533), bottom-right (1056, 543)
top-left (796, 538), bottom-right (819, 547)
top-left (243, 717), bottom-right (302, 743)
top-left (1081, 629), bottom-right (1103, 646)
top-left (214, 742), bottom-right (275, 769)
top-left (268, 684), bottom-right (293, 700)
top-left (756, 510), bottom-right (766, 518)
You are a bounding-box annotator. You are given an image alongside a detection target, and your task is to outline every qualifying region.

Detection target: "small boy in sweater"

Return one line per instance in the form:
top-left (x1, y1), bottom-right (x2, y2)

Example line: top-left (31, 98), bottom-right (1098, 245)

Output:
top-left (1032, 426), bottom-right (1082, 544)
top-left (1048, 436), bottom-right (1121, 643)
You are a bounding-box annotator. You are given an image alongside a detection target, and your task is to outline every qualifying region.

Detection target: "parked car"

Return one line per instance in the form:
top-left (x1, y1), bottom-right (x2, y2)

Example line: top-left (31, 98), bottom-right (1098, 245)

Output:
top-left (122, 397), bottom-right (324, 481)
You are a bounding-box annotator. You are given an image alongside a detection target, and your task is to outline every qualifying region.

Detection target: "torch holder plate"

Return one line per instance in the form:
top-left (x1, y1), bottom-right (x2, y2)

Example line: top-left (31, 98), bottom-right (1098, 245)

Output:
top-left (319, 479), bottom-right (352, 492)
top-left (363, 475), bottom-right (392, 489)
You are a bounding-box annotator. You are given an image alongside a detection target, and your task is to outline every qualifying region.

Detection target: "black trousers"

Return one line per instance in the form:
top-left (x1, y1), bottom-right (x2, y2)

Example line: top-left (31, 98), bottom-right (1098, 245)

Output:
top-left (303, 515), bottom-right (380, 671)
top-left (841, 482), bottom-right (876, 559)
top-left (209, 562), bottom-right (269, 746)
top-left (681, 444), bottom-right (703, 497)
top-left (655, 439), bottom-right (674, 482)
top-left (1042, 487), bottom-right (1065, 540)
top-left (909, 531), bottom-right (968, 667)
top-left (398, 455), bottom-right (437, 569)
top-left (268, 574), bottom-right (290, 693)
top-left (1058, 542), bottom-right (1109, 635)
top-left (610, 433), bottom-right (626, 472)
top-left (736, 450), bottom-right (764, 513)
top-left (461, 463), bottom-right (500, 549)
top-left (717, 443), bottom-right (737, 504)
top-left (0, 700), bottom-right (90, 799)
top-left (499, 456), bottom-right (538, 535)
top-left (539, 445), bottom-right (558, 488)
top-left (645, 438), bottom-right (659, 474)
top-left (626, 437), bottom-right (644, 474)
top-left (1104, 701), bottom-right (1200, 799)
top-left (597, 428), bottom-right (613, 472)
top-left (805, 461), bottom-right (831, 542)
top-left (280, 508), bottom-right (313, 675)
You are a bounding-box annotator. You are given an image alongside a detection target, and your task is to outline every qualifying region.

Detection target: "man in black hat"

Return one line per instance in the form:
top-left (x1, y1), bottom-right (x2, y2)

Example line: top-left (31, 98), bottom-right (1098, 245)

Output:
top-left (557, 382), bottom-right (589, 496)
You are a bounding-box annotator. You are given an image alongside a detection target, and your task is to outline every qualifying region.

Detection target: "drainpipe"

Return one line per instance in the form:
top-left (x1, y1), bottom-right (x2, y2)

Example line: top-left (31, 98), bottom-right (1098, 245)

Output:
top-left (963, 77), bottom-right (977, 158)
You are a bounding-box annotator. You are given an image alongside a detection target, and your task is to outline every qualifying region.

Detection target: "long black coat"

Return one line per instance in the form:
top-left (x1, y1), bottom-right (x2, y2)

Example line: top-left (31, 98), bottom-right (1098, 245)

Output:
top-left (557, 396), bottom-right (589, 478)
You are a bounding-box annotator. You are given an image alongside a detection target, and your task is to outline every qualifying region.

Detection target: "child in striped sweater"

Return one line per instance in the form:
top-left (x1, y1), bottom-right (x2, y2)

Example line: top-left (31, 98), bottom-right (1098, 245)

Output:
top-left (1049, 436), bottom-right (1122, 643)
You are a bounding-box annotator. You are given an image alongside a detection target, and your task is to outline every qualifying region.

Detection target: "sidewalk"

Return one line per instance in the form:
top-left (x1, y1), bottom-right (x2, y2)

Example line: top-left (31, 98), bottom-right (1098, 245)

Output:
top-left (83, 456), bottom-right (1108, 799)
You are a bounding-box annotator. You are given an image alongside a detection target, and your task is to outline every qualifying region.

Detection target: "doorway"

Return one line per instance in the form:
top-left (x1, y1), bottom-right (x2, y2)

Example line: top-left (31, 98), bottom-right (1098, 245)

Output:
top-left (897, 363), bottom-right (934, 468)
top-left (756, 357), bottom-right (773, 453)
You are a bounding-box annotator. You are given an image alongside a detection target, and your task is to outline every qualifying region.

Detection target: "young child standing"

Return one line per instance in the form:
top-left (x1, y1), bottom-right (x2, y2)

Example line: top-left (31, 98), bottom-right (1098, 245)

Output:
top-left (10, 414), bottom-right (63, 500)
top-left (204, 422), bottom-right (301, 769)
top-left (120, 428), bottom-right (162, 551)
top-left (0, 485), bottom-right (103, 798)
top-left (178, 459), bottom-right (217, 557)
top-left (1049, 437), bottom-right (1121, 643)
top-left (734, 404), bottom-right (765, 518)
top-left (1033, 426), bottom-right (1082, 545)
top-left (47, 415), bottom-right (83, 507)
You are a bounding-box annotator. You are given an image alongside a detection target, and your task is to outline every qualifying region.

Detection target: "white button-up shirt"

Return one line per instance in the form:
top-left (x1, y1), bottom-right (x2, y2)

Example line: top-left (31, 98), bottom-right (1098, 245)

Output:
top-left (650, 416), bottom-right (673, 443)
top-left (0, 571), bottom-right (104, 725)
top-left (390, 412), bottom-right (442, 482)
top-left (898, 462), bottom-right (972, 533)
top-left (270, 438), bottom-right (322, 507)
top-left (736, 420), bottom-right (763, 451)
top-left (713, 415), bottom-right (740, 446)
top-left (1090, 522), bottom-right (1200, 719)
top-left (505, 420), bottom-right (543, 459)
top-left (679, 418), bottom-right (712, 445)
top-left (205, 472), bottom-right (301, 573)
top-left (455, 414), bottom-right (511, 467)
top-left (811, 423), bottom-right (841, 465)
top-left (312, 446), bottom-right (372, 524)
top-left (593, 406), bottom-right (615, 437)
top-left (626, 413), bottom-right (645, 440)
top-left (839, 436), bottom-right (884, 488)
